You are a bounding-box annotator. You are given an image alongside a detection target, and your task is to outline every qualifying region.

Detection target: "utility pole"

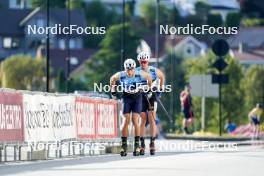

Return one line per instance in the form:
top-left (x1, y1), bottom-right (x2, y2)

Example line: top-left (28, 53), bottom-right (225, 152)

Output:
top-left (155, 0), bottom-right (160, 68)
top-left (66, 0), bottom-right (71, 93)
top-left (121, 0), bottom-right (125, 70)
top-left (46, 0), bottom-right (50, 92)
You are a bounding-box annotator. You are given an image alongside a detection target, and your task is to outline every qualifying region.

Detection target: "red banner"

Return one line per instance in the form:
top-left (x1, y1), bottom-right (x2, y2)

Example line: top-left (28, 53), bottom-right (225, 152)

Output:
top-left (0, 91), bottom-right (24, 142)
top-left (96, 99), bottom-right (118, 138)
top-left (75, 97), bottom-right (118, 139)
top-left (75, 97), bottom-right (97, 139)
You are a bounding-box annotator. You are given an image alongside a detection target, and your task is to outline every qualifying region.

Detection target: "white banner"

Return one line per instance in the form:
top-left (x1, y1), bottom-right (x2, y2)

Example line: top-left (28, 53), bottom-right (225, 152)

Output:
top-left (23, 94), bottom-right (76, 142)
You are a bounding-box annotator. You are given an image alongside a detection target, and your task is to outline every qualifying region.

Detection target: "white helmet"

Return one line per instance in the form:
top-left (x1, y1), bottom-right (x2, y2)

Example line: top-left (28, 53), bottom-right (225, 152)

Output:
top-left (137, 51), bottom-right (150, 61)
top-left (124, 58), bottom-right (136, 70)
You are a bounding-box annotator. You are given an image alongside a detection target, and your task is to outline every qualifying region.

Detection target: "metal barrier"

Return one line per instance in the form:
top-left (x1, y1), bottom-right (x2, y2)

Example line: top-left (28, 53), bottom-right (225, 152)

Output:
top-left (0, 88), bottom-right (122, 163)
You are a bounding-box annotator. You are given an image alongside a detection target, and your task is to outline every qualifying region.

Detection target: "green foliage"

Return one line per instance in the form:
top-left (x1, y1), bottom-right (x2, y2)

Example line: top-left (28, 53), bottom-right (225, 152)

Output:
top-left (241, 18), bottom-right (264, 27)
top-left (127, 0), bottom-right (136, 17)
top-left (226, 12), bottom-right (241, 27)
top-left (65, 0), bottom-right (83, 9)
top-left (0, 55), bottom-right (45, 90)
top-left (85, 0), bottom-right (120, 27)
top-left (221, 56), bottom-right (245, 125)
top-left (84, 0), bottom-right (121, 48)
top-left (55, 69), bottom-right (66, 92)
top-left (195, 1), bottom-right (211, 16)
top-left (195, 1), bottom-right (211, 23)
top-left (160, 52), bottom-right (186, 131)
top-left (243, 65), bottom-right (264, 110)
top-left (184, 52), bottom-right (246, 130)
top-left (240, 0), bottom-right (264, 18)
top-left (139, 0), bottom-right (170, 28)
top-left (207, 13), bottom-right (223, 27)
top-left (68, 77), bottom-right (88, 92)
top-left (168, 6), bottom-right (183, 26)
top-left (84, 23), bottom-right (140, 90)
top-left (31, 0), bottom-right (66, 8)
top-left (184, 15), bottom-right (204, 26)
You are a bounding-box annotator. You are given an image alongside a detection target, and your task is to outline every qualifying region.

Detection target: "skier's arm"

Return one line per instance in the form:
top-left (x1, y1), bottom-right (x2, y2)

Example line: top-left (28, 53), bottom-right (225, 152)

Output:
top-left (156, 68), bottom-right (165, 90)
top-left (110, 72), bottom-right (119, 92)
top-left (140, 71), bottom-right (152, 89)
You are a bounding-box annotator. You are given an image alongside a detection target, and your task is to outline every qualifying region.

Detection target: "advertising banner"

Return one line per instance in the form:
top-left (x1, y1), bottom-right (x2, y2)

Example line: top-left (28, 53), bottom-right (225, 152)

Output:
top-left (0, 91), bottom-right (24, 142)
top-left (23, 94), bottom-right (76, 142)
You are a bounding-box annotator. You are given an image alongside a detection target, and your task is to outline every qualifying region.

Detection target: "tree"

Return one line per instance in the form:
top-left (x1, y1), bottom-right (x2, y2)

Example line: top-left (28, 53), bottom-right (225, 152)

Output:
top-left (168, 6), bottom-right (183, 26)
top-left (160, 52), bottom-right (186, 131)
top-left (139, 0), bottom-right (170, 28)
top-left (243, 65), bottom-right (264, 112)
top-left (65, 0), bottom-right (83, 10)
top-left (84, 23), bottom-right (140, 90)
top-left (31, 0), bottom-right (66, 8)
top-left (0, 55), bottom-right (45, 90)
top-left (240, 0), bottom-right (264, 18)
top-left (84, 0), bottom-right (121, 48)
top-left (184, 15), bottom-right (204, 27)
top-left (221, 56), bottom-right (245, 125)
top-left (207, 13), bottom-right (223, 27)
top-left (55, 69), bottom-right (66, 92)
top-left (195, 1), bottom-right (211, 23)
top-left (184, 52), bottom-right (246, 131)
top-left (226, 12), bottom-right (241, 27)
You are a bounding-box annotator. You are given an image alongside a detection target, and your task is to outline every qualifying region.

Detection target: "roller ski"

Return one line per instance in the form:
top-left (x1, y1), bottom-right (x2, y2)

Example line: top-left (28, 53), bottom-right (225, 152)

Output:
top-left (149, 141), bottom-right (155, 155)
top-left (120, 138), bottom-right (127, 157)
top-left (140, 137), bottom-right (145, 155)
top-left (120, 147), bottom-right (127, 157)
top-left (133, 139), bottom-right (140, 156)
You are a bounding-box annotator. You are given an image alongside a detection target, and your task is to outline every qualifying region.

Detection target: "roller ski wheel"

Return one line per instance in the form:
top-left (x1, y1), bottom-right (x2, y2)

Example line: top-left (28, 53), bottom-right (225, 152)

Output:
top-left (133, 147), bottom-right (140, 156)
top-left (140, 147), bottom-right (145, 155)
top-left (120, 148), bottom-right (127, 157)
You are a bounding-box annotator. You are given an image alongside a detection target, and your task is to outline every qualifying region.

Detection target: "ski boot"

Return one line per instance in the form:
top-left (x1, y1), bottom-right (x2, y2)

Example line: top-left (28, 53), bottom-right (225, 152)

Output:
top-left (120, 143), bottom-right (127, 157)
top-left (133, 138), bottom-right (140, 156)
top-left (120, 138), bottom-right (127, 157)
top-left (140, 137), bottom-right (145, 155)
top-left (149, 141), bottom-right (155, 155)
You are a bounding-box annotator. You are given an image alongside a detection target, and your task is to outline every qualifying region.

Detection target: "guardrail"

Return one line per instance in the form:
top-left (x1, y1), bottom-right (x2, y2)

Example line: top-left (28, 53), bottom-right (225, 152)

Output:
top-left (0, 88), bottom-right (123, 162)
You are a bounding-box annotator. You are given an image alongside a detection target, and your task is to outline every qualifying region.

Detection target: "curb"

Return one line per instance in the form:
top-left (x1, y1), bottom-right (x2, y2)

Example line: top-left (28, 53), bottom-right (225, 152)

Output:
top-left (165, 135), bottom-right (251, 141)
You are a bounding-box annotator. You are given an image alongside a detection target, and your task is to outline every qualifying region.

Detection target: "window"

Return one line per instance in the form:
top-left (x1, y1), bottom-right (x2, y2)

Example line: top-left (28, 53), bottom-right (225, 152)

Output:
top-left (184, 43), bottom-right (195, 56)
top-left (69, 39), bottom-right (76, 49)
top-left (70, 57), bottom-right (79, 65)
top-left (12, 38), bottom-right (19, 48)
top-left (36, 18), bottom-right (44, 28)
top-left (2, 37), bottom-right (20, 49)
top-left (3, 37), bottom-right (12, 48)
top-left (58, 39), bottom-right (66, 49)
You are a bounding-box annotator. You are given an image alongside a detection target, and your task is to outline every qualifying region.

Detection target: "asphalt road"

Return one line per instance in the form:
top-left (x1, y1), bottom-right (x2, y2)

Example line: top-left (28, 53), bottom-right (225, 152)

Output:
top-left (1, 140), bottom-right (264, 176)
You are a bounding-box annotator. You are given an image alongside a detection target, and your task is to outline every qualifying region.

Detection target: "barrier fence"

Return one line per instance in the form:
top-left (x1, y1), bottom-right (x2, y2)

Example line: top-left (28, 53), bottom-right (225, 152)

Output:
top-left (0, 88), bottom-right (120, 162)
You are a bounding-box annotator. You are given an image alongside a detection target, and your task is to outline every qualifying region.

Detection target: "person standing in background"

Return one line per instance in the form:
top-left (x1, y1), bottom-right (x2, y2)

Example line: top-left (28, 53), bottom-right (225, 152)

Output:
top-left (180, 85), bottom-right (194, 134)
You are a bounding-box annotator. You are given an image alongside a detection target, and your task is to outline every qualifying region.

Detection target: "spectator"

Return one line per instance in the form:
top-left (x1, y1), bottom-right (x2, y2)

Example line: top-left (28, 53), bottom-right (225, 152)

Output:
top-left (180, 84), bottom-right (194, 134)
top-left (248, 103), bottom-right (263, 140)
top-left (224, 119), bottom-right (237, 133)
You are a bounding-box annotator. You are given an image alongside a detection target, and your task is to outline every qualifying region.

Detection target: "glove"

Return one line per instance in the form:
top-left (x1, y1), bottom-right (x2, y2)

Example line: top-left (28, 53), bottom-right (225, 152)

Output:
top-left (156, 91), bottom-right (162, 98)
top-left (147, 91), bottom-right (152, 99)
top-left (111, 91), bottom-right (117, 99)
